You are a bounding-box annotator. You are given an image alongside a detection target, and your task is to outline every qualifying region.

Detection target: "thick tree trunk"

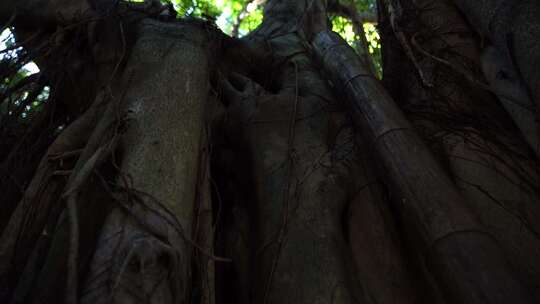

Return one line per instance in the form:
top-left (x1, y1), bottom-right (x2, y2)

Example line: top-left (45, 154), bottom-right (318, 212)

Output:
top-left (1, 0), bottom-right (540, 303)
top-left (378, 0), bottom-right (540, 300)
top-left (313, 29), bottom-right (534, 303)
top-left (80, 19), bottom-right (213, 304)
top-left (217, 2), bottom-right (365, 303)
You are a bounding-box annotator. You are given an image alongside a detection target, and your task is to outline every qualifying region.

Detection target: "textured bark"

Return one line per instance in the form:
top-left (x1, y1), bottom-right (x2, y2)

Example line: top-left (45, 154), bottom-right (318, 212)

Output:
top-left (328, 1), bottom-right (377, 76)
top-left (378, 1), bottom-right (540, 300)
top-left (214, 1), bottom-right (408, 303)
top-left (481, 46), bottom-right (540, 157)
top-left (1, 0), bottom-right (540, 303)
top-left (452, 0), bottom-right (540, 113)
top-left (346, 152), bottom-right (424, 304)
top-left (313, 29), bottom-right (534, 303)
top-left (0, 100), bottom-right (102, 302)
top-left (80, 19), bottom-right (213, 304)
top-left (0, 0), bottom-right (91, 29)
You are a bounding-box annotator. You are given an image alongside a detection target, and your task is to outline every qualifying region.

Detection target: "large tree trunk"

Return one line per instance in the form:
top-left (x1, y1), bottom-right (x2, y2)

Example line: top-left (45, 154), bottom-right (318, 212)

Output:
top-left (1, 0), bottom-right (539, 303)
top-left (80, 19), bottom-right (214, 304)
top-left (378, 1), bottom-right (540, 300)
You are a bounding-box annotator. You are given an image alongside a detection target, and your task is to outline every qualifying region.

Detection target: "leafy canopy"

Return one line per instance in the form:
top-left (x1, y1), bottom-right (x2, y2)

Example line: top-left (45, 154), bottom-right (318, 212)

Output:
top-left (1, 0), bottom-right (380, 121)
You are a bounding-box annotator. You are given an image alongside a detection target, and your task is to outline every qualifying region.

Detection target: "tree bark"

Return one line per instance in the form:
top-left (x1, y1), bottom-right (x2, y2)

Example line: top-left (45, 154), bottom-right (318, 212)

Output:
top-left (80, 19), bottom-right (214, 304)
top-left (312, 29), bottom-right (534, 303)
top-left (452, 0), bottom-right (540, 114)
top-left (1, 0), bottom-right (540, 303)
top-left (379, 0), bottom-right (540, 300)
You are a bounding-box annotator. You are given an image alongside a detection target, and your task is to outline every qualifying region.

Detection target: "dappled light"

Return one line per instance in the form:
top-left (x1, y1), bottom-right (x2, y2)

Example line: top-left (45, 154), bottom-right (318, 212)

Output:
top-left (1, 28), bottom-right (46, 127)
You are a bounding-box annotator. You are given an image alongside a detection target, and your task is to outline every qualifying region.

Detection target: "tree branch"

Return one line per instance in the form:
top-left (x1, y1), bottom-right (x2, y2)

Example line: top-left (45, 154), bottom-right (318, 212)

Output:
top-left (328, 1), bottom-right (377, 24)
top-left (327, 1), bottom-right (377, 75)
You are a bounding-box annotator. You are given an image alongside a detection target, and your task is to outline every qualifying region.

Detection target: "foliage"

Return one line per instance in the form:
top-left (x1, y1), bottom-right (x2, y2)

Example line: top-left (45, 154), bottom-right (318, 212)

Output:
top-left (355, 0), bottom-right (376, 11)
top-left (1, 0), bottom-right (381, 123)
top-left (0, 29), bottom-right (45, 124)
top-left (177, 0), bottom-right (382, 71)
top-left (173, 0), bottom-right (221, 18)
top-left (363, 22), bottom-right (381, 75)
top-left (332, 16), bottom-right (356, 44)
top-left (168, 0), bottom-right (263, 35)
top-left (169, 0), bottom-right (380, 66)
top-left (330, 14), bottom-right (381, 76)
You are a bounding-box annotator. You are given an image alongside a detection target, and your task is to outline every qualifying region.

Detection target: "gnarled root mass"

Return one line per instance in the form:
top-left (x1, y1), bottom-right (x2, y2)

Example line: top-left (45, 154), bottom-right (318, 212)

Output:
top-left (0, 0), bottom-right (539, 303)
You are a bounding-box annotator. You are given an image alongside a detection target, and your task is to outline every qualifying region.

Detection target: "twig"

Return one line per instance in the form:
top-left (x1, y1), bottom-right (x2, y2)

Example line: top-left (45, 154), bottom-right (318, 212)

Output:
top-left (109, 19), bottom-right (127, 85)
top-left (231, 0), bottom-right (253, 37)
top-left (384, 0), bottom-right (433, 87)
top-left (52, 170), bottom-right (73, 176)
top-left (48, 148), bottom-right (84, 163)
top-left (102, 175), bottom-right (232, 263)
top-left (455, 176), bottom-right (540, 240)
top-left (410, 33), bottom-right (536, 112)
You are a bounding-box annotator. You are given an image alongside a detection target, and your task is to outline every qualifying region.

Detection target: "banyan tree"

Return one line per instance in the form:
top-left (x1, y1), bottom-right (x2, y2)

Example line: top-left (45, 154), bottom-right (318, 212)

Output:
top-left (0, 0), bottom-right (539, 303)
